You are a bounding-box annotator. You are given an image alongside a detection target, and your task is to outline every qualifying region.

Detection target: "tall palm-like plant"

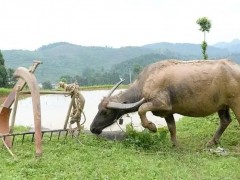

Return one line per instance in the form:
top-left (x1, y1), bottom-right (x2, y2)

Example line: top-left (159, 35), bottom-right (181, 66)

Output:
top-left (196, 17), bottom-right (211, 60)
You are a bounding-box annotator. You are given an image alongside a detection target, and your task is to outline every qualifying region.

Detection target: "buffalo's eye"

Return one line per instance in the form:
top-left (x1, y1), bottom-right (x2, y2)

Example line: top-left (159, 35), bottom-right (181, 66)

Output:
top-left (101, 109), bottom-right (108, 115)
top-left (102, 109), bottom-right (113, 116)
top-left (102, 111), bottom-right (107, 115)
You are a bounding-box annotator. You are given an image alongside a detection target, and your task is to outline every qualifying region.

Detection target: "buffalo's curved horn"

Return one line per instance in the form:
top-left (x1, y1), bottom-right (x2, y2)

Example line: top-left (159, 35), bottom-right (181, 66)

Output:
top-left (107, 98), bottom-right (145, 110)
top-left (14, 67), bottom-right (42, 157)
top-left (106, 79), bottom-right (125, 98)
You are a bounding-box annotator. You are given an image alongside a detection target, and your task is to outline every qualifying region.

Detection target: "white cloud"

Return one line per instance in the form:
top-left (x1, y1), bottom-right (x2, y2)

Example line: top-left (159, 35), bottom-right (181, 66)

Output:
top-left (0, 0), bottom-right (239, 50)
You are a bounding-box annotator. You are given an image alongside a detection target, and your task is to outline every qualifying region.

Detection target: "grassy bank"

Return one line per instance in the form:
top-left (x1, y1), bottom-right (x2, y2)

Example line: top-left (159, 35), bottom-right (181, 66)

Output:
top-left (0, 88), bottom-right (10, 104)
top-left (0, 88), bottom-right (10, 95)
top-left (0, 84), bottom-right (128, 92)
top-left (80, 84), bottom-right (129, 91)
top-left (1, 113), bottom-right (240, 179)
top-left (0, 85), bottom-right (128, 109)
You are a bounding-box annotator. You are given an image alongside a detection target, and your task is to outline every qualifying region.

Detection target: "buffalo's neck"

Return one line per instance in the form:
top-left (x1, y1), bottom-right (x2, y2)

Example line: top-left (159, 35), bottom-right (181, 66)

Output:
top-left (111, 83), bottom-right (143, 114)
top-left (119, 84), bottom-right (142, 103)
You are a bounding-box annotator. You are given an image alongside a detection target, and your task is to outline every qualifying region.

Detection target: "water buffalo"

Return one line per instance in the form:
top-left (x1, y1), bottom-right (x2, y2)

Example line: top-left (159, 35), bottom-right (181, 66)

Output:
top-left (90, 59), bottom-right (240, 147)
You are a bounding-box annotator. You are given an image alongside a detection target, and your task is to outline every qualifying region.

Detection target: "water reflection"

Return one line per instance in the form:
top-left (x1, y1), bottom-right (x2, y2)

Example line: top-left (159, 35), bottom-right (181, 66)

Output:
top-left (12, 90), bottom-right (181, 131)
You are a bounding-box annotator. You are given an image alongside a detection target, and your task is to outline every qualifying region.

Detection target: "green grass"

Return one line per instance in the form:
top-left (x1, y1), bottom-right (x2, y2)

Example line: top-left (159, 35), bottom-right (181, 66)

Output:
top-left (1, 113), bottom-right (240, 179)
top-left (0, 88), bottom-right (10, 95)
top-left (1, 88), bottom-right (240, 179)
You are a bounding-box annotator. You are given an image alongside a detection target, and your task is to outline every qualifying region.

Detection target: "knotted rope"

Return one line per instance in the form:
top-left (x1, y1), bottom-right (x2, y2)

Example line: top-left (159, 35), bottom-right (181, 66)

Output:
top-left (59, 82), bottom-right (86, 131)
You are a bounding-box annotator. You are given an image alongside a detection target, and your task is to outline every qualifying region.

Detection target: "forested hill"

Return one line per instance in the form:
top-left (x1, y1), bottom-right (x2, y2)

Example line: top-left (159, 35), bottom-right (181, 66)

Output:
top-left (3, 42), bottom-right (153, 82)
top-left (2, 41), bottom-right (239, 84)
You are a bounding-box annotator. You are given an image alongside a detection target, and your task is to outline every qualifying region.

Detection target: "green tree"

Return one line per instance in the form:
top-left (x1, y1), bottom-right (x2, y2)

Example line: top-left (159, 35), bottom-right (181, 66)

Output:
top-left (0, 50), bottom-right (8, 87)
top-left (196, 17), bottom-right (212, 60)
top-left (59, 75), bottom-right (74, 84)
top-left (42, 81), bottom-right (53, 89)
top-left (133, 64), bottom-right (142, 75)
top-left (7, 68), bottom-right (16, 87)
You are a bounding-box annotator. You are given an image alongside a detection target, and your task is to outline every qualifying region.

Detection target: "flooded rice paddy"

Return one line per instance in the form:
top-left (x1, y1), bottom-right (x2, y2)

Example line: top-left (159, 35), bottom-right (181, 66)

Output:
top-left (12, 90), bottom-right (181, 132)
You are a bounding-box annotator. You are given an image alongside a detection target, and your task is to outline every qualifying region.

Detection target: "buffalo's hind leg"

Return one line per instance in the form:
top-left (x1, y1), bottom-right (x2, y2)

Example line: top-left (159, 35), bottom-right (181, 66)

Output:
top-left (165, 114), bottom-right (177, 146)
top-left (206, 107), bottom-right (232, 147)
top-left (230, 101), bottom-right (240, 126)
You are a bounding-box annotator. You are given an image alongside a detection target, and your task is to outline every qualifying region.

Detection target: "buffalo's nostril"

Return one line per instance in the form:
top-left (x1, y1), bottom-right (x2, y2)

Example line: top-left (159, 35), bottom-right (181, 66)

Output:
top-left (90, 127), bottom-right (102, 135)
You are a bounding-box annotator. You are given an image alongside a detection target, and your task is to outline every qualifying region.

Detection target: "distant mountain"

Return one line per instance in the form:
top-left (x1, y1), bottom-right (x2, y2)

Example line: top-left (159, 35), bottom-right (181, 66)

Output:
top-left (213, 39), bottom-right (240, 54)
top-left (2, 41), bottom-right (237, 83)
top-left (143, 42), bottom-right (229, 58)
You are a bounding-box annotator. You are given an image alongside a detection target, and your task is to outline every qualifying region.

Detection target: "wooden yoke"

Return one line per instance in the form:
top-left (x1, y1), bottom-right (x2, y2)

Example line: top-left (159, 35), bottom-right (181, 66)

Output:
top-left (0, 61), bottom-right (41, 148)
top-left (13, 67), bottom-right (42, 157)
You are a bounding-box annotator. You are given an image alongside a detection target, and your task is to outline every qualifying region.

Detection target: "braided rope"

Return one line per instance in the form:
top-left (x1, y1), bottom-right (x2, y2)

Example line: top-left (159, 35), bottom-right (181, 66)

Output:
top-left (59, 82), bottom-right (86, 130)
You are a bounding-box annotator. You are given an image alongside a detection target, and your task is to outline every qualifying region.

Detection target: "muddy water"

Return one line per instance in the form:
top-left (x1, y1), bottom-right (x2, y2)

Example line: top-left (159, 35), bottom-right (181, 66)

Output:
top-left (12, 90), bottom-right (182, 131)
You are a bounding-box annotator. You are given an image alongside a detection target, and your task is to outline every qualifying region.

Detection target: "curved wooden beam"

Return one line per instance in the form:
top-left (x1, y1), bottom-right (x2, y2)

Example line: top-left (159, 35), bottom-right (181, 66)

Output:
top-left (14, 67), bottom-right (42, 157)
top-left (0, 61), bottom-right (42, 149)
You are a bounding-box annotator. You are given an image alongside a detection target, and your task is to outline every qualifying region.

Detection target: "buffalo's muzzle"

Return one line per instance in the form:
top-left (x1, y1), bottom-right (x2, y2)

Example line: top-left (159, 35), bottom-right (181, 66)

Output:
top-left (90, 127), bottom-right (102, 135)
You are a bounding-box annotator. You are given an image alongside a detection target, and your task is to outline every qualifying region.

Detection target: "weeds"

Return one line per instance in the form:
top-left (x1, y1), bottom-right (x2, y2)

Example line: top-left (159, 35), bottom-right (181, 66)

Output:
top-left (124, 125), bottom-right (169, 151)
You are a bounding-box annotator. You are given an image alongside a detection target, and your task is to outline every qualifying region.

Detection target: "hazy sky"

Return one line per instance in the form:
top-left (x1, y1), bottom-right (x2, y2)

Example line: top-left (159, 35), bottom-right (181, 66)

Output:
top-left (1, 0), bottom-right (239, 50)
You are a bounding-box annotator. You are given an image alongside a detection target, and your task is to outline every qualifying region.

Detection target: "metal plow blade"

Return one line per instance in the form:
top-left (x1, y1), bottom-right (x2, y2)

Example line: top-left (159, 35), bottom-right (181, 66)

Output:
top-left (1, 129), bottom-right (80, 147)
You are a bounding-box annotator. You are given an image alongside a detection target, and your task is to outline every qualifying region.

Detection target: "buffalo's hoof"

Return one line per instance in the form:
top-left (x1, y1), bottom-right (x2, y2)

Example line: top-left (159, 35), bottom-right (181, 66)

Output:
top-left (172, 141), bottom-right (178, 147)
top-left (148, 122), bottom-right (157, 132)
top-left (206, 139), bottom-right (219, 148)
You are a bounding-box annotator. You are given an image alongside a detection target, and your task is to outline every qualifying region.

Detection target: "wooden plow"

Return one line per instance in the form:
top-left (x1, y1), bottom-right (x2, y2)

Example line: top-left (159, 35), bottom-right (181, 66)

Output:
top-left (0, 61), bottom-right (85, 157)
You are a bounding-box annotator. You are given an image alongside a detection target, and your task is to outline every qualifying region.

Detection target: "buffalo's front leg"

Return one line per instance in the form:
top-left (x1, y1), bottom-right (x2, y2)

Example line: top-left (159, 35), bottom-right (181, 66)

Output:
top-left (165, 114), bottom-right (177, 146)
top-left (138, 102), bottom-right (158, 132)
top-left (206, 107), bottom-right (231, 147)
top-left (138, 96), bottom-right (172, 132)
